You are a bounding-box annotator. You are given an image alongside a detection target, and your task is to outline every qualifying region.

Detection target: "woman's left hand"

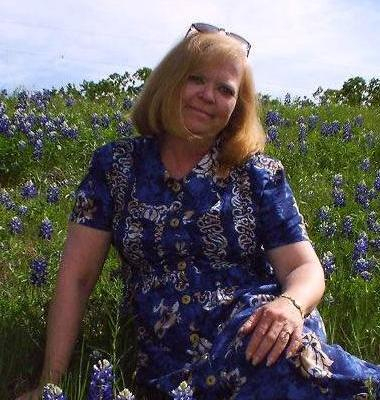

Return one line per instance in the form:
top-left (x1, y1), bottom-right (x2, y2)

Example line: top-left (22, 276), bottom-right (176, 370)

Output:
top-left (238, 296), bottom-right (304, 367)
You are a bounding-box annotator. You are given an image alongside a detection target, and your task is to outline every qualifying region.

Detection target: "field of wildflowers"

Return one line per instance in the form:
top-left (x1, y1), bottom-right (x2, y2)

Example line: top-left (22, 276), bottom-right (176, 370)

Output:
top-left (0, 83), bottom-right (379, 399)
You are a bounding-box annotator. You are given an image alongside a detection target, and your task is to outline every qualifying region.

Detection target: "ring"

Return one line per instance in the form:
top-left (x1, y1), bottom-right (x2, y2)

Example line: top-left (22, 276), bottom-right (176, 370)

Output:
top-left (279, 330), bottom-right (291, 343)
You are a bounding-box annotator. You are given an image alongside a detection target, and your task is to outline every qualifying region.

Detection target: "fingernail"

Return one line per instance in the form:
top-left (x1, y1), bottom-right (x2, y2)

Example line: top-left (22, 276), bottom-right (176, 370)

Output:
top-left (251, 357), bottom-right (259, 366)
top-left (286, 351), bottom-right (293, 359)
top-left (266, 358), bottom-right (272, 367)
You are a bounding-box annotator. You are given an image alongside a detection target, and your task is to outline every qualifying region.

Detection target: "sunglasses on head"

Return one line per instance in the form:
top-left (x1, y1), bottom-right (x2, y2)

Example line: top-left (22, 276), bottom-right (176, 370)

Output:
top-left (185, 22), bottom-right (251, 57)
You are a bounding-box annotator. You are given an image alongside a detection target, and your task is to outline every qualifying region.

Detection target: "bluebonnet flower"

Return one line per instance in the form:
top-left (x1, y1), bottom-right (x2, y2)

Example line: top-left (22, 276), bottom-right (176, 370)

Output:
top-left (115, 388), bottom-right (135, 400)
top-left (267, 125), bottom-right (279, 143)
top-left (47, 130), bottom-right (57, 142)
top-left (321, 120), bottom-right (340, 137)
top-left (92, 113), bottom-right (100, 126)
top-left (9, 216), bottom-right (23, 234)
top-left (18, 205), bottom-right (28, 215)
top-left (355, 182), bottom-right (370, 208)
top-left (353, 257), bottom-right (370, 275)
top-left (374, 171), bottom-right (380, 191)
top-left (342, 121), bottom-right (353, 141)
top-left (364, 131), bottom-right (376, 147)
top-left (101, 114), bottom-right (110, 128)
top-left (65, 96), bottom-right (75, 107)
top-left (0, 113), bottom-right (10, 136)
top-left (317, 206), bottom-right (331, 222)
top-left (117, 120), bottom-right (134, 137)
top-left (332, 187), bottom-right (345, 207)
top-left (353, 114), bottom-right (364, 127)
top-left (123, 97), bottom-right (134, 110)
top-left (319, 221), bottom-right (337, 238)
top-left (171, 381), bottom-right (194, 400)
top-left (369, 238), bottom-right (380, 251)
top-left (368, 188), bottom-right (377, 201)
top-left (298, 123), bottom-right (307, 141)
top-left (0, 190), bottom-right (16, 210)
top-left (61, 122), bottom-right (78, 139)
top-left (284, 93), bottom-right (291, 105)
top-left (367, 212), bottom-right (380, 233)
top-left (307, 114), bottom-right (318, 131)
top-left (353, 232), bottom-right (368, 260)
top-left (321, 251), bottom-right (335, 276)
top-left (47, 185), bottom-right (60, 204)
top-left (342, 215), bottom-right (353, 236)
top-left (33, 138), bottom-right (43, 160)
top-left (265, 110), bottom-right (282, 127)
top-left (299, 140), bottom-right (308, 155)
top-left (114, 111), bottom-right (122, 122)
top-left (88, 359), bottom-right (114, 400)
top-left (30, 258), bottom-right (48, 286)
top-left (40, 217), bottom-right (54, 240)
top-left (332, 174), bottom-right (343, 188)
top-left (21, 180), bottom-right (38, 199)
top-left (360, 158), bottom-right (370, 172)
top-left (42, 383), bottom-right (67, 400)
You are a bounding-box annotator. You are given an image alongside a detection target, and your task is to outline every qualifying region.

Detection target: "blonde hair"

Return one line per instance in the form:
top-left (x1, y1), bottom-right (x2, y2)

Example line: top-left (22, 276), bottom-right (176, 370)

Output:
top-left (132, 31), bottom-right (266, 176)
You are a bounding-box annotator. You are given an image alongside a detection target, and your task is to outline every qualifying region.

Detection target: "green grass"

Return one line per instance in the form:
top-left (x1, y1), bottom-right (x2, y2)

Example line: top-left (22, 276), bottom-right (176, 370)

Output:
top-left (0, 91), bottom-right (379, 398)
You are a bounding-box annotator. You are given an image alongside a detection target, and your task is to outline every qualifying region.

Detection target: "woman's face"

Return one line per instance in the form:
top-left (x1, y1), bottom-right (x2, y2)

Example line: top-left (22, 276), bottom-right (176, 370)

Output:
top-left (181, 58), bottom-right (244, 141)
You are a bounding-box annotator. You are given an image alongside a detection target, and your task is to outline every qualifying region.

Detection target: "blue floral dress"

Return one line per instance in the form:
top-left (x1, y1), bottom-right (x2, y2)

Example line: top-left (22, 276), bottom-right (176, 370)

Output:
top-left (70, 136), bottom-right (380, 400)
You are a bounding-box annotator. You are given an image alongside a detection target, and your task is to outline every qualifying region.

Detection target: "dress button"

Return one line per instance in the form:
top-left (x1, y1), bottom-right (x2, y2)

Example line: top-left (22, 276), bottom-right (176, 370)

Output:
top-left (170, 218), bottom-right (180, 228)
top-left (181, 294), bottom-right (191, 304)
top-left (206, 374), bottom-right (216, 386)
top-left (177, 260), bottom-right (187, 270)
top-left (172, 181), bottom-right (181, 193)
top-left (190, 333), bottom-right (199, 346)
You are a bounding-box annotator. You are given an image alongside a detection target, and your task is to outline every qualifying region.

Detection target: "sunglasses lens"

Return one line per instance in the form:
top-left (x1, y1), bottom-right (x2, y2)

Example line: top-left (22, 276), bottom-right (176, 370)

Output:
top-left (192, 23), bottom-right (219, 33)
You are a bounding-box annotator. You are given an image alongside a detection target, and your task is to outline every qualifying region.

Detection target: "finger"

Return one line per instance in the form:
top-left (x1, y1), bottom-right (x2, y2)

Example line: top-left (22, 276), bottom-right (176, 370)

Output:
top-left (244, 314), bottom-right (272, 362)
top-left (286, 327), bottom-right (304, 358)
top-left (248, 320), bottom-right (284, 365)
top-left (266, 327), bottom-right (293, 366)
top-left (239, 307), bottom-right (264, 335)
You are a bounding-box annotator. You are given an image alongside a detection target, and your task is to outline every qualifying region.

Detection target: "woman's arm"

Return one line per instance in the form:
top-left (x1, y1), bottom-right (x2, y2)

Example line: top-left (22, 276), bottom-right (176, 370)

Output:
top-left (16, 222), bottom-right (112, 400)
top-left (239, 241), bottom-right (325, 367)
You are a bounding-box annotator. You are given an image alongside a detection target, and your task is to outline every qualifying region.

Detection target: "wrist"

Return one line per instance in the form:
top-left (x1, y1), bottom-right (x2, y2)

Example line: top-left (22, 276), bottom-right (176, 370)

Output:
top-left (279, 293), bottom-right (305, 318)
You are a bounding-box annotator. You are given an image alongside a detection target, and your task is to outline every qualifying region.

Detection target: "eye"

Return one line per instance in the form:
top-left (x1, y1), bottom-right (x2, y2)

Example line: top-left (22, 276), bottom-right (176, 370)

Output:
top-left (188, 74), bottom-right (204, 84)
top-left (219, 85), bottom-right (235, 97)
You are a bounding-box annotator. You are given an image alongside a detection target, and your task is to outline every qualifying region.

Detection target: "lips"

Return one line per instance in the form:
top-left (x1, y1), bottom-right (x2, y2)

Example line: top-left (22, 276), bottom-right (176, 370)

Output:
top-left (187, 105), bottom-right (213, 118)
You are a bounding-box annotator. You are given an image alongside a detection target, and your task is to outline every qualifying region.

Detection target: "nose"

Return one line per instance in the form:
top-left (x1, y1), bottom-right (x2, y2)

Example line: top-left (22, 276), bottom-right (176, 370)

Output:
top-left (198, 84), bottom-right (215, 103)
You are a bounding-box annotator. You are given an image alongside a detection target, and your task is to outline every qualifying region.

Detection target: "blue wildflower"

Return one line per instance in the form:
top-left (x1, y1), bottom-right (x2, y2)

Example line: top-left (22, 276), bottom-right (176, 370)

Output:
top-left (123, 97), bottom-right (134, 110)
top-left (342, 121), bottom-right (353, 141)
top-left (116, 120), bottom-right (134, 137)
top-left (342, 215), bottom-right (353, 236)
top-left (65, 96), bottom-right (75, 107)
top-left (332, 187), bottom-right (345, 207)
top-left (115, 388), bottom-right (135, 400)
top-left (319, 221), bottom-right (337, 238)
top-left (265, 110), bottom-right (282, 127)
top-left (267, 125), bottom-right (279, 145)
top-left (369, 239), bottom-right (380, 251)
top-left (299, 140), bottom-right (308, 155)
top-left (88, 359), bottom-right (114, 400)
top-left (367, 212), bottom-right (380, 233)
top-left (30, 258), bottom-right (48, 286)
top-left (374, 171), bottom-right (380, 191)
top-left (9, 216), bottom-right (23, 234)
top-left (171, 381), bottom-right (194, 400)
top-left (355, 182), bottom-right (370, 208)
top-left (332, 174), bottom-right (343, 188)
top-left (307, 114), bottom-right (318, 131)
top-left (353, 114), bottom-right (364, 127)
top-left (364, 131), bottom-right (376, 147)
top-left (284, 93), bottom-right (291, 105)
top-left (298, 123), bottom-right (307, 141)
top-left (0, 190), bottom-right (16, 210)
top-left (21, 180), bottom-right (38, 199)
top-left (40, 218), bottom-right (53, 240)
top-left (42, 383), bottom-right (67, 400)
top-left (101, 114), bottom-right (110, 128)
top-left (47, 185), bottom-right (60, 204)
top-left (321, 251), bottom-right (335, 276)
top-left (317, 206), bottom-right (331, 222)
top-left (33, 138), bottom-right (43, 160)
top-left (353, 232), bottom-right (368, 260)
top-left (353, 257), bottom-right (370, 275)
top-left (360, 158), bottom-right (370, 172)
top-left (18, 205), bottom-right (28, 215)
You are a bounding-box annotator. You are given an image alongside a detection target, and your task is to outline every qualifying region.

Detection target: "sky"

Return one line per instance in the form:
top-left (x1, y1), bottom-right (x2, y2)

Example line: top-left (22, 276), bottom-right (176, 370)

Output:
top-left (1, 0), bottom-right (379, 99)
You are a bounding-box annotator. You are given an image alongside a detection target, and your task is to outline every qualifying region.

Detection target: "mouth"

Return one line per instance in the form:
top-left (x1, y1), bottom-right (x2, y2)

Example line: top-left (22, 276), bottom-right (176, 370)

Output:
top-left (187, 105), bottom-right (213, 118)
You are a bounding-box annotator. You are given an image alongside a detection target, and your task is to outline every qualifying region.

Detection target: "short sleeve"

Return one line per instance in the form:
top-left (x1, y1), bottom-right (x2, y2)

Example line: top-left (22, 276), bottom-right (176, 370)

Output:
top-left (69, 145), bottom-right (113, 231)
top-left (256, 162), bottom-right (309, 250)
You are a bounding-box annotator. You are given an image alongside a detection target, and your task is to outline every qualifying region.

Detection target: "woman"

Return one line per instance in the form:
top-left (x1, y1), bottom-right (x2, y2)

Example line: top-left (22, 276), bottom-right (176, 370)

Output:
top-left (18, 23), bottom-right (380, 400)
